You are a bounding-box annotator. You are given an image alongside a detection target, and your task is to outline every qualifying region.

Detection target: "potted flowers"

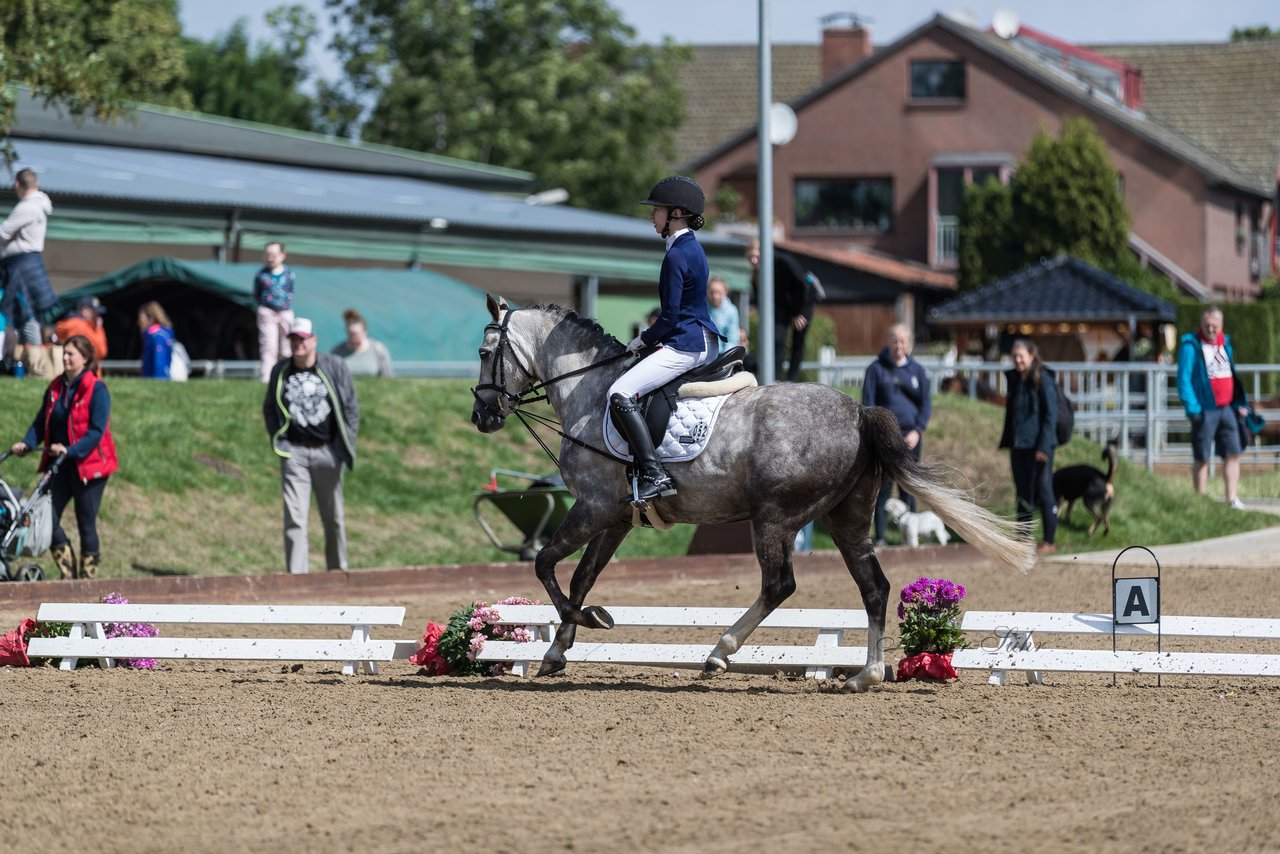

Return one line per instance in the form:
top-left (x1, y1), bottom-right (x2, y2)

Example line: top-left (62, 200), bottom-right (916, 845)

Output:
top-left (411, 596), bottom-right (538, 677)
top-left (896, 577), bottom-right (967, 682)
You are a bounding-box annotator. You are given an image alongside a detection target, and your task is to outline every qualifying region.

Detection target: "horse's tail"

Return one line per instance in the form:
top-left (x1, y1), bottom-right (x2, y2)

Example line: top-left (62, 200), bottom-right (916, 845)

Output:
top-left (861, 406), bottom-right (1036, 573)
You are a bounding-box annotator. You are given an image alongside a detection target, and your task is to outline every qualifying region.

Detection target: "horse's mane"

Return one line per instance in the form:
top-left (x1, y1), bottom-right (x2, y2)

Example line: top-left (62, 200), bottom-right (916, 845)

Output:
top-left (526, 303), bottom-right (626, 354)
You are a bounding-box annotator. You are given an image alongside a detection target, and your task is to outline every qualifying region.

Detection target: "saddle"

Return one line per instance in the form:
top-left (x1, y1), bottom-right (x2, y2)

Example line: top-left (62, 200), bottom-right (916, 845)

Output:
top-left (610, 346), bottom-right (746, 447)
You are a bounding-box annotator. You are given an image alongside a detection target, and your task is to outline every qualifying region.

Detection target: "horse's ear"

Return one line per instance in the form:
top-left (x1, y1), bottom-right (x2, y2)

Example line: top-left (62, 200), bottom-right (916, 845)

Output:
top-left (486, 293), bottom-right (504, 322)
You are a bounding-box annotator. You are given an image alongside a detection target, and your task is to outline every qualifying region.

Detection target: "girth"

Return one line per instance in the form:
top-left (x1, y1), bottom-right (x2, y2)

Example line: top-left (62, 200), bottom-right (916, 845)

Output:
top-left (611, 346), bottom-right (746, 447)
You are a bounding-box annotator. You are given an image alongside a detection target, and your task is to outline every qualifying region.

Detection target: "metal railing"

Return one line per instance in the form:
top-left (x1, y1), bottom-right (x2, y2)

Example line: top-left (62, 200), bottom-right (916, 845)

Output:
top-left (814, 353), bottom-right (1280, 471)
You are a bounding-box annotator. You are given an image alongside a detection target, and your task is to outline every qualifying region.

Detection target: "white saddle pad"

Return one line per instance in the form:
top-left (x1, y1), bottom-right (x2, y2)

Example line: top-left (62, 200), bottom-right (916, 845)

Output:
top-left (603, 393), bottom-right (732, 463)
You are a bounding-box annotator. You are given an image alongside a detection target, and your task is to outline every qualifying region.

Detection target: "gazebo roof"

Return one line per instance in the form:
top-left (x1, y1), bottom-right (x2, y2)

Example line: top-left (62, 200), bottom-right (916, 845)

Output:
top-left (928, 256), bottom-right (1177, 327)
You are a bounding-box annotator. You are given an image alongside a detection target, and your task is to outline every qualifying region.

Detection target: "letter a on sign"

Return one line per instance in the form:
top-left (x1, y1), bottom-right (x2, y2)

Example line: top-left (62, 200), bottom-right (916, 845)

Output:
top-left (1114, 577), bottom-right (1159, 625)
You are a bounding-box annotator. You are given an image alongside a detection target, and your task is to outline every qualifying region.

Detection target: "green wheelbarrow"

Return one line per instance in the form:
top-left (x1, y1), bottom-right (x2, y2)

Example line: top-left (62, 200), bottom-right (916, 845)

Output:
top-left (473, 469), bottom-right (574, 561)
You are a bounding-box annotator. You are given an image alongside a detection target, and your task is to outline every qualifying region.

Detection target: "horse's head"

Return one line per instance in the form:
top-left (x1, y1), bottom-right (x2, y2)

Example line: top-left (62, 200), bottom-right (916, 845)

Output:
top-left (471, 294), bottom-right (534, 433)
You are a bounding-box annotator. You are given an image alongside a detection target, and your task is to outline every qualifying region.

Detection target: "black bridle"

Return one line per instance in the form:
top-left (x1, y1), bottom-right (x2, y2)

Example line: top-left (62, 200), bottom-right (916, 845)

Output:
top-left (471, 308), bottom-right (632, 466)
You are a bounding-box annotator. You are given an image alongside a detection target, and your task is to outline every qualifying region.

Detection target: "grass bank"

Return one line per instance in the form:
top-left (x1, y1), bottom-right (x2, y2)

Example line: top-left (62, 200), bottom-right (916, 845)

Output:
top-left (0, 379), bottom-right (1271, 579)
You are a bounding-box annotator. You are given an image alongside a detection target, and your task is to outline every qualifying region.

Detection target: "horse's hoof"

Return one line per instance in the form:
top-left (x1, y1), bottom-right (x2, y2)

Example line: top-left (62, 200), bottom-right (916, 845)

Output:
top-left (581, 605), bottom-right (615, 630)
top-left (537, 656), bottom-right (567, 677)
top-left (840, 670), bottom-right (884, 693)
top-left (702, 655), bottom-right (728, 677)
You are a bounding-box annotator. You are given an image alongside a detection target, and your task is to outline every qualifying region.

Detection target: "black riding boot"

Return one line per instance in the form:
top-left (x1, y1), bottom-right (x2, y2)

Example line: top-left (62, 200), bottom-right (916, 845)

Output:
top-left (610, 393), bottom-right (676, 502)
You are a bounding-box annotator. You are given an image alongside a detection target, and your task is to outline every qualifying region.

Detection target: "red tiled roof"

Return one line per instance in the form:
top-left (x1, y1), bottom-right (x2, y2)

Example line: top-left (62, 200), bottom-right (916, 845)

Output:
top-left (779, 238), bottom-right (957, 289)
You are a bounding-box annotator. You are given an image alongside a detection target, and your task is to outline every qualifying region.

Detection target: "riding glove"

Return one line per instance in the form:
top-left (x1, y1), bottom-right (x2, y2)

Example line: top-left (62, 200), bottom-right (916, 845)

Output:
top-left (626, 336), bottom-right (646, 354)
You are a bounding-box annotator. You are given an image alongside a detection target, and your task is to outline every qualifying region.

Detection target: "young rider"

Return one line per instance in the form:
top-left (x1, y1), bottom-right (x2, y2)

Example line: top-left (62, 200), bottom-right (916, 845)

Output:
top-left (609, 176), bottom-right (721, 502)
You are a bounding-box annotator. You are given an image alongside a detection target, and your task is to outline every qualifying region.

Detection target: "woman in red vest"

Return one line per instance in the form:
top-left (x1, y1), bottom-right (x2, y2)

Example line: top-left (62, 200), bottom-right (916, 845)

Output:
top-left (10, 334), bottom-right (118, 579)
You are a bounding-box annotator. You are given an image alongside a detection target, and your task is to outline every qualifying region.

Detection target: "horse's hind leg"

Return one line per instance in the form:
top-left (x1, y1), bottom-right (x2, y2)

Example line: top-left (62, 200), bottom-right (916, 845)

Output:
top-left (704, 519), bottom-right (796, 676)
top-left (824, 488), bottom-right (890, 693)
top-left (538, 524), bottom-right (630, 677)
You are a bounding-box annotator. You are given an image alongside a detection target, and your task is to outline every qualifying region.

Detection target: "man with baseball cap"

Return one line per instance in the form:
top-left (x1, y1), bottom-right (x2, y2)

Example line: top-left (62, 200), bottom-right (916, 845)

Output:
top-left (54, 295), bottom-right (109, 362)
top-left (262, 317), bottom-right (360, 574)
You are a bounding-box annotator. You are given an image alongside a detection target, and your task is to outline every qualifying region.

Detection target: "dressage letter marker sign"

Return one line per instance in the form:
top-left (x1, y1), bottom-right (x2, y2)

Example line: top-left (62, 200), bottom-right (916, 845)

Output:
top-left (1114, 577), bottom-right (1159, 625)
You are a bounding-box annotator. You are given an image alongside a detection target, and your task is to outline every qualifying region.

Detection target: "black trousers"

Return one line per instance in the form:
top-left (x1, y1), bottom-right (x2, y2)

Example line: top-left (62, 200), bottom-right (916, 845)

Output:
top-left (874, 438), bottom-right (922, 541)
top-left (773, 319), bottom-right (809, 382)
top-left (48, 465), bottom-right (109, 555)
top-left (1010, 448), bottom-right (1057, 544)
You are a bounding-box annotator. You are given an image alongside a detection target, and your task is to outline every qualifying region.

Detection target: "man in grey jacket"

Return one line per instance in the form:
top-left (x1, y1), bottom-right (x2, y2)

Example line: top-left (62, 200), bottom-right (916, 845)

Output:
top-left (0, 168), bottom-right (58, 354)
top-left (263, 317), bottom-right (360, 574)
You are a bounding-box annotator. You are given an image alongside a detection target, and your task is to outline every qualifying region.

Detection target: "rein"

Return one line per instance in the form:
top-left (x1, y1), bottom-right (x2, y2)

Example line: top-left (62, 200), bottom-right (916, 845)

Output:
top-left (472, 308), bottom-right (629, 467)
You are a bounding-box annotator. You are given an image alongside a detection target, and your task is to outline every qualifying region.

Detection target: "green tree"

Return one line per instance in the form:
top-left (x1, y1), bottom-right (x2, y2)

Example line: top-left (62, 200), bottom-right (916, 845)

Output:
top-left (958, 118), bottom-right (1133, 290)
top-left (324, 0), bottom-right (691, 213)
top-left (1230, 25), bottom-right (1277, 41)
top-left (183, 5), bottom-right (320, 132)
top-left (956, 176), bottom-right (1015, 290)
top-left (1010, 118), bottom-right (1130, 268)
top-left (1, 0), bottom-right (190, 166)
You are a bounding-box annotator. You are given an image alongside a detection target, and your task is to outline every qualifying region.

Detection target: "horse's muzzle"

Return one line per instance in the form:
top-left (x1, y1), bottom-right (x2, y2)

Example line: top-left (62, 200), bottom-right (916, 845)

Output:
top-left (471, 403), bottom-right (507, 434)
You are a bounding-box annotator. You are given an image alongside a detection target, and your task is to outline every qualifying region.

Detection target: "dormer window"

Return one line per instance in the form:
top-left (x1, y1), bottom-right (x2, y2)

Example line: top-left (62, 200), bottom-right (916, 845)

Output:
top-left (910, 60), bottom-right (965, 100)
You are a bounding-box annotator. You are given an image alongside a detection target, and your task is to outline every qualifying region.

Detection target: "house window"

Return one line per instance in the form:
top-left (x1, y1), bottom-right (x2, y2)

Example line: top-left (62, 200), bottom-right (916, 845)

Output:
top-left (794, 178), bottom-right (893, 232)
top-left (910, 60), bottom-right (965, 99)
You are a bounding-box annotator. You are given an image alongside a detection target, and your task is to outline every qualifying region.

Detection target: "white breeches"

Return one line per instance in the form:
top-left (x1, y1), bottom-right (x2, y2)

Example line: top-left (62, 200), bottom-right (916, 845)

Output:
top-left (608, 328), bottom-right (718, 402)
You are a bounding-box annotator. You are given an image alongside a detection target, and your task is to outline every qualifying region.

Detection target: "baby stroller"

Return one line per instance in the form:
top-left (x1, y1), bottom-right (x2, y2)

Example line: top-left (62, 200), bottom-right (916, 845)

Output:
top-left (0, 450), bottom-right (64, 582)
top-left (473, 469), bottom-right (573, 561)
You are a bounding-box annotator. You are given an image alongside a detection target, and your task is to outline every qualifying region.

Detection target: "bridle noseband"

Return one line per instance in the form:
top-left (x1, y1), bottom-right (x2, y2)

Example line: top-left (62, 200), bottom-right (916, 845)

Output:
top-left (472, 309), bottom-right (539, 416)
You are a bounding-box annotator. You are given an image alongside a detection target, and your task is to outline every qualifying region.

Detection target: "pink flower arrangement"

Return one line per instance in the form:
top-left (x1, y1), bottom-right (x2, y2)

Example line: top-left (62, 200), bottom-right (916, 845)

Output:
top-left (413, 596), bottom-right (539, 677)
top-left (100, 592), bottom-right (159, 670)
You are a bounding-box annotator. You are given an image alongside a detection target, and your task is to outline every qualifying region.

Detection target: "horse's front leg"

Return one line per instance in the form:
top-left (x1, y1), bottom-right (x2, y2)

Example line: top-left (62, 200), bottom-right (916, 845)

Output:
top-left (705, 518), bottom-right (797, 676)
top-left (532, 506), bottom-right (619, 673)
top-left (539, 523), bottom-right (631, 677)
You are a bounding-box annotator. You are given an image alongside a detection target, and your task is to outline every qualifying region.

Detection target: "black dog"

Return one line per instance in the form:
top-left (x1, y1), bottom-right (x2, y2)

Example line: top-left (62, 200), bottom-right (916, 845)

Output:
top-left (1053, 441), bottom-right (1118, 536)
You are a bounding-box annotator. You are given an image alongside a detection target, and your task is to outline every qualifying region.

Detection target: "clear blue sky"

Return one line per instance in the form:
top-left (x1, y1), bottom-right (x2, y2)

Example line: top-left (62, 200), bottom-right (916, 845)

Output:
top-left (180, 1), bottom-right (1280, 80)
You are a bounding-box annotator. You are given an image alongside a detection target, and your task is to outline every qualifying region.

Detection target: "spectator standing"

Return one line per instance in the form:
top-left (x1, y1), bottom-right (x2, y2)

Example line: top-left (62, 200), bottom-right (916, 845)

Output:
top-left (706, 275), bottom-right (740, 355)
top-left (263, 317), bottom-right (359, 574)
top-left (0, 169), bottom-right (58, 355)
top-left (998, 339), bottom-right (1059, 555)
top-left (137, 301), bottom-right (175, 380)
top-left (862, 323), bottom-right (931, 547)
top-left (330, 308), bottom-right (394, 377)
top-left (254, 241), bottom-right (296, 382)
top-left (1176, 306), bottom-right (1250, 508)
top-left (10, 335), bottom-right (118, 579)
top-left (54, 296), bottom-right (109, 364)
top-left (746, 238), bottom-right (814, 382)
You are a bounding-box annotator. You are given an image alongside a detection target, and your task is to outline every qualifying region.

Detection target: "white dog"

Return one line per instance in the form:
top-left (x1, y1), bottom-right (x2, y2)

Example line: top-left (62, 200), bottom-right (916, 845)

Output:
top-left (884, 497), bottom-right (950, 548)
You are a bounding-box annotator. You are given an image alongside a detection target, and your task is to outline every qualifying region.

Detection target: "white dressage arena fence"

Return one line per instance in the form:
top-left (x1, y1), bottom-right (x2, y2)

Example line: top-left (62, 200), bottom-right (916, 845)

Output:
top-left (27, 603), bottom-right (418, 676)
top-left (478, 604), bottom-right (1280, 683)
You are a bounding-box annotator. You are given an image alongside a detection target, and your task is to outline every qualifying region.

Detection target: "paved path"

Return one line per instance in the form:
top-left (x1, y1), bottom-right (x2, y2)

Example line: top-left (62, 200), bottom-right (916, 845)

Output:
top-left (1045, 522), bottom-right (1280, 569)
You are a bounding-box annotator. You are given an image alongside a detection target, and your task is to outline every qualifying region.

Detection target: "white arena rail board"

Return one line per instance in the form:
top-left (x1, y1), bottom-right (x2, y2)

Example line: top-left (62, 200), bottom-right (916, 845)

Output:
top-left (28, 603), bottom-right (414, 676)
top-left (479, 605), bottom-right (1280, 682)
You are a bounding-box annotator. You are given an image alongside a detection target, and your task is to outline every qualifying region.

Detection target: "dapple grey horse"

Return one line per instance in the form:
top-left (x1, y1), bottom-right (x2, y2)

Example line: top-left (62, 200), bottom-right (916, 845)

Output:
top-left (471, 297), bottom-right (1034, 692)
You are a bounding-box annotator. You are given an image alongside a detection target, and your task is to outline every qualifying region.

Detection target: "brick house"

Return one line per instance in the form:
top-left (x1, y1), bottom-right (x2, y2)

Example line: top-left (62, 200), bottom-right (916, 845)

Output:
top-left (682, 13), bottom-right (1280, 322)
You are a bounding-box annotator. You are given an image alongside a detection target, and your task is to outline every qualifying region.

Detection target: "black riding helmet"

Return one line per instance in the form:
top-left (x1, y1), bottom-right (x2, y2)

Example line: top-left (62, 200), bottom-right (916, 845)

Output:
top-left (640, 176), bottom-right (705, 217)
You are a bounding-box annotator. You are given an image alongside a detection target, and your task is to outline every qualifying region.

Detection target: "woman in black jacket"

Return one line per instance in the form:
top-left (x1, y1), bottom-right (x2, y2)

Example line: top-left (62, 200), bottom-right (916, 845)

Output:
top-left (998, 339), bottom-right (1059, 555)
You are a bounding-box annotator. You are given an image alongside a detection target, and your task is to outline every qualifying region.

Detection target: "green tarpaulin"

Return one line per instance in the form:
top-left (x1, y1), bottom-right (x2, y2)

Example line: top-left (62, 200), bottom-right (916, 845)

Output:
top-left (60, 257), bottom-right (494, 362)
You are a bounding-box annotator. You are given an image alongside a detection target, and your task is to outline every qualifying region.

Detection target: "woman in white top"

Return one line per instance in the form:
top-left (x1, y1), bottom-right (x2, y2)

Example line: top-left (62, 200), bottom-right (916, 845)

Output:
top-left (330, 308), bottom-right (394, 377)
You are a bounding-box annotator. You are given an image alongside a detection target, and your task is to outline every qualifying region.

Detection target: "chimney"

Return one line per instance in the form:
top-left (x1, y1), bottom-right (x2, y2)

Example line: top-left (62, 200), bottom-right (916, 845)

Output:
top-left (820, 13), bottom-right (873, 81)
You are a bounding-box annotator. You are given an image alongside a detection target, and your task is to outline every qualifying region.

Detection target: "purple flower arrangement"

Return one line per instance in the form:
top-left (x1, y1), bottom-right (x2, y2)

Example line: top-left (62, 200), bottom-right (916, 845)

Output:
top-left (100, 592), bottom-right (159, 669)
top-left (897, 577), bottom-right (968, 657)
